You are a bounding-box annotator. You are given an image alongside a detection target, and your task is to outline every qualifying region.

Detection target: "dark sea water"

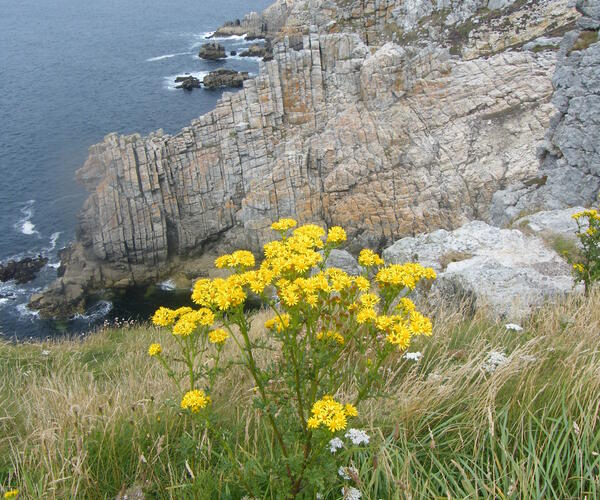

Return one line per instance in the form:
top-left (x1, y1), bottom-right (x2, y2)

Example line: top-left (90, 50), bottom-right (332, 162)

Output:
top-left (0, 0), bottom-right (273, 339)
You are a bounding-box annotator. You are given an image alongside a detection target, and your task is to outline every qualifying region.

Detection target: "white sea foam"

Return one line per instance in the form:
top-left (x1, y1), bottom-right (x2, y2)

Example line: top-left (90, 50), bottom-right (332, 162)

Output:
top-left (47, 262), bottom-right (61, 269)
top-left (47, 231), bottom-right (61, 251)
top-left (157, 279), bottom-right (176, 291)
top-left (14, 200), bottom-right (39, 236)
top-left (17, 302), bottom-right (40, 319)
top-left (73, 300), bottom-right (113, 321)
top-left (227, 54), bottom-right (263, 62)
top-left (147, 52), bottom-right (191, 62)
top-left (163, 71), bottom-right (209, 90)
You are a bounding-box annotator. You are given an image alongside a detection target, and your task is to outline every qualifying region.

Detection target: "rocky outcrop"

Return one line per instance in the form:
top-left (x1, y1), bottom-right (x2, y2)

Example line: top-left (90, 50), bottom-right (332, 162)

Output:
top-left (198, 42), bottom-right (226, 60)
top-left (490, 1), bottom-right (600, 225)
top-left (0, 256), bottom-right (48, 284)
top-left (383, 217), bottom-right (579, 319)
top-left (32, 0), bottom-right (595, 318)
top-left (240, 42), bottom-right (273, 60)
top-left (211, 0), bottom-right (293, 39)
top-left (203, 69), bottom-right (250, 88)
top-left (175, 75), bottom-right (201, 90)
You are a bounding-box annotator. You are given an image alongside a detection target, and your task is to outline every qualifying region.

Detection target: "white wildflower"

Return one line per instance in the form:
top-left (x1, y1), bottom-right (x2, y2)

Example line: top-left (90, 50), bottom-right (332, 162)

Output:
top-left (403, 351), bottom-right (422, 361)
top-left (505, 323), bottom-right (523, 332)
top-left (342, 486), bottom-right (362, 500)
top-left (328, 437), bottom-right (344, 453)
top-left (483, 351), bottom-right (508, 373)
top-left (338, 465), bottom-right (358, 480)
top-left (316, 494), bottom-right (323, 500)
top-left (345, 428), bottom-right (369, 445)
top-left (41, 350), bottom-right (50, 356)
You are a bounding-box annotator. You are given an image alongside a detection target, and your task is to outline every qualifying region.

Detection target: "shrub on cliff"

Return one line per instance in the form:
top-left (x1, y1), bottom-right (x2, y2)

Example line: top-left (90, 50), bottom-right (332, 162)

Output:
top-left (570, 203), bottom-right (600, 294)
top-left (148, 219), bottom-right (436, 497)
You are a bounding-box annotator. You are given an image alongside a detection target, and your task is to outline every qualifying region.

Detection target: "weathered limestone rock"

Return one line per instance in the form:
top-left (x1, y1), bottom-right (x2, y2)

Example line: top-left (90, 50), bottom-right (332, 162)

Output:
top-left (383, 220), bottom-right (579, 318)
top-left (514, 206), bottom-right (585, 241)
top-left (198, 42), bottom-right (226, 60)
top-left (203, 69), bottom-right (250, 88)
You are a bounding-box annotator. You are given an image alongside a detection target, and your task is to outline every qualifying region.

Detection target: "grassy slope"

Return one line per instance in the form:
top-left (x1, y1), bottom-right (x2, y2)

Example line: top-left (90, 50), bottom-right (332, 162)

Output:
top-left (1, 294), bottom-right (600, 499)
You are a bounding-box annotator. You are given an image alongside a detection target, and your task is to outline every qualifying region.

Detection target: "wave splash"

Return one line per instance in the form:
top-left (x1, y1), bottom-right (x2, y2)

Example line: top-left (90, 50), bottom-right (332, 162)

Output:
top-left (14, 200), bottom-right (39, 236)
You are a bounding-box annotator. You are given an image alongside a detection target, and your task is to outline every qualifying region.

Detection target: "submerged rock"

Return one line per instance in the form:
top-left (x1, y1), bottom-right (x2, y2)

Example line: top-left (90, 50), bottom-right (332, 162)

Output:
top-left (198, 42), bottom-right (226, 60)
top-left (0, 256), bottom-right (48, 284)
top-left (174, 75), bottom-right (201, 90)
top-left (203, 69), bottom-right (249, 88)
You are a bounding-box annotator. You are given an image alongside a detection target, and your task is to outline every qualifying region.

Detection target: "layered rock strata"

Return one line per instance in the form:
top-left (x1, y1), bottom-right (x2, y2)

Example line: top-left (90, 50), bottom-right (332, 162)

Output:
top-left (31, 0), bottom-right (594, 318)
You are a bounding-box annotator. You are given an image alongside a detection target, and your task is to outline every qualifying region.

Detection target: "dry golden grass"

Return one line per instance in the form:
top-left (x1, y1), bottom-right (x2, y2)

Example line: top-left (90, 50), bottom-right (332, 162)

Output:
top-left (2, 292), bottom-right (600, 498)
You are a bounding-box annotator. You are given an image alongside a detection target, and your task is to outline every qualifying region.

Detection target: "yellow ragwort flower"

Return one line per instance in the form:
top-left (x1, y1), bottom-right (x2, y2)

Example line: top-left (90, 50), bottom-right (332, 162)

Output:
top-left (358, 248), bottom-right (384, 267)
top-left (327, 226), bottom-right (347, 244)
top-left (208, 328), bottom-right (229, 344)
top-left (4, 490), bottom-right (18, 500)
top-left (307, 395), bottom-right (356, 432)
top-left (181, 389), bottom-right (211, 413)
top-left (271, 218), bottom-right (297, 232)
top-left (152, 306), bottom-right (177, 327)
top-left (265, 313), bottom-right (291, 333)
top-left (148, 343), bottom-right (162, 356)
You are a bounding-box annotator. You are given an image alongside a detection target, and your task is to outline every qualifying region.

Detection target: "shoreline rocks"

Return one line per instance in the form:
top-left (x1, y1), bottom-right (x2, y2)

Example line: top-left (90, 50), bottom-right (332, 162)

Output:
top-left (0, 256), bottom-right (48, 284)
top-left (239, 42), bottom-right (273, 60)
top-left (175, 75), bottom-right (201, 90)
top-left (203, 69), bottom-right (249, 88)
top-left (198, 42), bottom-right (226, 60)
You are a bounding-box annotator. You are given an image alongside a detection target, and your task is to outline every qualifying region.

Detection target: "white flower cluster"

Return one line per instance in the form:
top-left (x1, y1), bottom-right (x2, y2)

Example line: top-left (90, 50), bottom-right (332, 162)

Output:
top-left (338, 465), bottom-right (358, 480)
top-left (329, 437), bottom-right (344, 453)
top-left (342, 486), bottom-right (362, 499)
top-left (483, 350), bottom-right (508, 373)
top-left (403, 351), bottom-right (423, 361)
top-left (505, 323), bottom-right (523, 332)
top-left (344, 428), bottom-right (369, 445)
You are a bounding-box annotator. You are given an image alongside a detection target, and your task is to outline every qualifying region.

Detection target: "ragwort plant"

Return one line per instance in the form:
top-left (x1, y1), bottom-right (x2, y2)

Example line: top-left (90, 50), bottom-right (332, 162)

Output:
top-left (149, 219), bottom-right (436, 498)
top-left (570, 204), bottom-right (600, 295)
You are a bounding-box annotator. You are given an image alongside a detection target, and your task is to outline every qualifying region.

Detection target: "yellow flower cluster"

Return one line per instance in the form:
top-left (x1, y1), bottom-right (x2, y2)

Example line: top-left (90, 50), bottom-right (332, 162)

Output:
top-left (4, 490), bottom-right (18, 499)
top-left (316, 329), bottom-right (345, 345)
top-left (307, 396), bottom-right (357, 432)
top-left (572, 209), bottom-right (600, 221)
top-left (152, 306), bottom-right (192, 327)
top-left (376, 263), bottom-right (437, 290)
top-left (181, 389), bottom-right (211, 412)
top-left (208, 328), bottom-right (228, 344)
top-left (358, 248), bottom-right (384, 267)
top-left (148, 343), bottom-right (162, 356)
top-left (271, 218), bottom-right (298, 232)
top-left (172, 308), bottom-right (215, 336)
top-left (265, 313), bottom-right (291, 333)
top-left (327, 226), bottom-right (347, 244)
top-left (374, 297), bottom-right (432, 350)
top-left (192, 277), bottom-right (246, 311)
top-left (215, 250), bottom-right (255, 269)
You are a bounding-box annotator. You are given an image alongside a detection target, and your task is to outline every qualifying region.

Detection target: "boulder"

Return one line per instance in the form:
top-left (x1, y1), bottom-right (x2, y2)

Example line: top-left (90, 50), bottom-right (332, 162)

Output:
top-left (198, 42), bottom-right (226, 60)
top-left (383, 220), bottom-right (579, 319)
top-left (322, 249), bottom-right (362, 276)
top-left (203, 69), bottom-right (250, 88)
top-left (0, 256), bottom-right (48, 284)
top-left (174, 75), bottom-right (201, 90)
top-left (514, 207), bottom-right (586, 241)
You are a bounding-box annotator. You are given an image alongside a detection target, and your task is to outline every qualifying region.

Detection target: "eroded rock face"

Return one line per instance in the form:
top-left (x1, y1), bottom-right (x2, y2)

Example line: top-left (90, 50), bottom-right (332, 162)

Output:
top-left (383, 220), bottom-right (579, 319)
top-left (31, 0), bottom-right (591, 318)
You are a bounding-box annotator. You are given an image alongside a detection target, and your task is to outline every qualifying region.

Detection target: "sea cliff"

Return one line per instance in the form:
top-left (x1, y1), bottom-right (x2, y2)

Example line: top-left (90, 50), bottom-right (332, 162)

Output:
top-left (31, 0), bottom-right (600, 318)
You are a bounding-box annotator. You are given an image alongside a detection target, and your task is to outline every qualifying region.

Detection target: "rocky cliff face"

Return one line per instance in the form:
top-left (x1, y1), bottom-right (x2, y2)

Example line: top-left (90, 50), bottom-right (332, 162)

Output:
top-left (31, 0), bottom-right (599, 318)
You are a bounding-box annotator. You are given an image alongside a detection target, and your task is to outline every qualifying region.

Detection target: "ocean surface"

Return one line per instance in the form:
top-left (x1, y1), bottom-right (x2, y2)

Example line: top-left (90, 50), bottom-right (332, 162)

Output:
top-left (0, 0), bottom-right (273, 339)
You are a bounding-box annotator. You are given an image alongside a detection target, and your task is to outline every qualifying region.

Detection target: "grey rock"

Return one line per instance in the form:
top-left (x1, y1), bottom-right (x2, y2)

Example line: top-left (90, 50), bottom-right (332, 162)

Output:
top-left (383, 220), bottom-right (579, 319)
top-left (203, 69), bottom-right (250, 88)
top-left (323, 249), bottom-right (362, 276)
top-left (198, 42), bottom-right (226, 60)
top-left (514, 206), bottom-right (585, 239)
